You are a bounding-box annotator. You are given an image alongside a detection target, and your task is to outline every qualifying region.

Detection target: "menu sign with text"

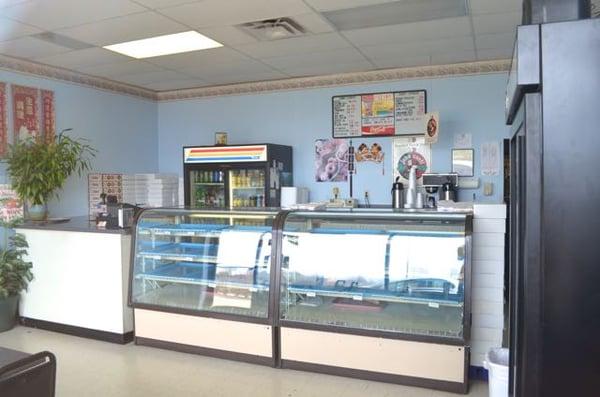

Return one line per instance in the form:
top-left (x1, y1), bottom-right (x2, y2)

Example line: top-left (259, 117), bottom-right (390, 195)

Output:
top-left (332, 90), bottom-right (427, 138)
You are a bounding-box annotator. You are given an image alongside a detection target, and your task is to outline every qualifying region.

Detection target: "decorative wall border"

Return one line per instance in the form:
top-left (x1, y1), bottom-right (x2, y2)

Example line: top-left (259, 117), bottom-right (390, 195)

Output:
top-left (157, 59), bottom-right (510, 102)
top-left (0, 54), bottom-right (510, 103)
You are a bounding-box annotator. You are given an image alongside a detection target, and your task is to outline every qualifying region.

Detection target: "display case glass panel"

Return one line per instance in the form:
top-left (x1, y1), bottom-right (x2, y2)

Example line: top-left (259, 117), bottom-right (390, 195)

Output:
top-left (278, 211), bottom-right (470, 340)
top-left (131, 208), bottom-right (277, 318)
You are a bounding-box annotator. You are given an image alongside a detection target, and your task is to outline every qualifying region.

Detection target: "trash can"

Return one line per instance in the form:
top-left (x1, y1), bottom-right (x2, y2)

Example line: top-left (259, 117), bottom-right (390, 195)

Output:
top-left (483, 348), bottom-right (509, 397)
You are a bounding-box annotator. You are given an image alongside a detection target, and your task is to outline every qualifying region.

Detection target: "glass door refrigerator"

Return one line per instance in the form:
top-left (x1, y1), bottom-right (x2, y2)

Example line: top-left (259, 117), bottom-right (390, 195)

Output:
top-left (183, 144), bottom-right (293, 209)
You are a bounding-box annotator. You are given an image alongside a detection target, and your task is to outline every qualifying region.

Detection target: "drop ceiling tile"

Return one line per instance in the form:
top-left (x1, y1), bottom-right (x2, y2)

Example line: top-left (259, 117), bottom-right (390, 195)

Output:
top-left (112, 70), bottom-right (191, 85)
top-left (475, 32), bottom-right (515, 50)
top-left (430, 49), bottom-right (476, 65)
top-left (0, 15), bottom-right (41, 41)
top-left (232, 32), bottom-right (351, 59)
top-left (179, 59), bottom-right (276, 79)
top-left (261, 47), bottom-right (368, 69)
top-left (472, 11), bottom-right (521, 35)
top-left (280, 59), bottom-right (373, 77)
top-left (304, 0), bottom-right (398, 12)
top-left (369, 54), bottom-right (431, 69)
top-left (0, 35), bottom-right (71, 58)
top-left (0, 0), bottom-right (31, 8)
top-left (35, 47), bottom-right (133, 69)
top-left (145, 47), bottom-right (252, 69)
top-left (477, 47), bottom-right (513, 60)
top-left (79, 60), bottom-right (164, 78)
top-left (359, 36), bottom-right (474, 59)
top-left (469, 0), bottom-right (522, 15)
top-left (200, 70), bottom-right (288, 85)
top-left (159, 0), bottom-right (312, 28)
top-left (131, 0), bottom-right (200, 9)
top-left (144, 78), bottom-right (209, 91)
top-left (292, 13), bottom-right (334, 34)
top-left (196, 26), bottom-right (258, 46)
top-left (342, 16), bottom-right (472, 47)
top-left (0, 0), bottom-right (146, 30)
top-left (57, 11), bottom-right (188, 46)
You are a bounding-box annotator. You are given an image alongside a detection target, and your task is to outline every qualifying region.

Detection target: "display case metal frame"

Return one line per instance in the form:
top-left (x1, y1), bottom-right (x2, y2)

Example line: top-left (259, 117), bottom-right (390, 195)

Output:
top-left (128, 207), bottom-right (282, 366)
top-left (272, 209), bottom-right (473, 394)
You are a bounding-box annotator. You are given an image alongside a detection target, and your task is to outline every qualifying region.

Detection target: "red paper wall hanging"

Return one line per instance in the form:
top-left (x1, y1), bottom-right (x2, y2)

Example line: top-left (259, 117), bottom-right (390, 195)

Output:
top-left (41, 89), bottom-right (55, 143)
top-left (12, 84), bottom-right (39, 141)
top-left (0, 83), bottom-right (7, 157)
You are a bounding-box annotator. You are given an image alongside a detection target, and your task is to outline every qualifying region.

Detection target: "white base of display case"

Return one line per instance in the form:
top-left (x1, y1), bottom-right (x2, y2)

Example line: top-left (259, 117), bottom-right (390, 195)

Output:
top-left (280, 327), bottom-right (468, 393)
top-left (134, 309), bottom-right (274, 364)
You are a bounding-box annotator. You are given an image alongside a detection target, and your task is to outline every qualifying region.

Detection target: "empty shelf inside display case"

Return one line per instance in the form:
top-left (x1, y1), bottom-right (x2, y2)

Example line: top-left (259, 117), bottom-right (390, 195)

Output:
top-left (276, 210), bottom-right (472, 393)
top-left (129, 208), bottom-right (279, 365)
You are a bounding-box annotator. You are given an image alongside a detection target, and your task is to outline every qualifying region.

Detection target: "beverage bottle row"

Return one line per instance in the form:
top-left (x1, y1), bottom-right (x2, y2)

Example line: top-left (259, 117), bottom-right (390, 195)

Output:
top-left (195, 170), bottom-right (224, 183)
top-left (231, 170), bottom-right (265, 188)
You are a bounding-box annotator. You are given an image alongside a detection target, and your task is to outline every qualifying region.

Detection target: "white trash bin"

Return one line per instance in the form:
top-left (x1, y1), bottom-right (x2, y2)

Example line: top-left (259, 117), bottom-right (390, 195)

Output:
top-left (483, 348), bottom-right (509, 397)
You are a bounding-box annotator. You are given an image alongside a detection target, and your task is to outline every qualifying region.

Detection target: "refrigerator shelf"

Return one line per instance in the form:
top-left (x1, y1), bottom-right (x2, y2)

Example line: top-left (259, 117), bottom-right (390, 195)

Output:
top-left (287, 286), bottom-right (463, 308)
top-left (194, 182), bottom-right (224, 186)
top-left (137, 242), bottom-right (218, 263)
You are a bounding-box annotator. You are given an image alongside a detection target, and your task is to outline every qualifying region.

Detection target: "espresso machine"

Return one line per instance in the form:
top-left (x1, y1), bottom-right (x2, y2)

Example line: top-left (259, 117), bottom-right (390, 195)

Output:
top-left (422, 173), bottom-right (459, 207)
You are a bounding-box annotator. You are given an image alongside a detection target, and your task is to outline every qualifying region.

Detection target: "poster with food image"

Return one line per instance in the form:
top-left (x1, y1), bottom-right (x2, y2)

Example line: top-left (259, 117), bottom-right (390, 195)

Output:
top-left (361, 93), bottom-right (395, 135)
top-left (424, 112), bottom-right (439, 144)
top-left (315, 139), bottom-right (349, 182)
top-left (392, 136), bottom-right (431, 184)
top-left (355, 142), bottom-right (384, 163)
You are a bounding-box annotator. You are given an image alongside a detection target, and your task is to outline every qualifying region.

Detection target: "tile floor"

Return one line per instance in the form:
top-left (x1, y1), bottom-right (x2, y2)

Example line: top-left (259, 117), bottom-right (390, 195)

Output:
top-left (0, 326), bottom-right (488, 397)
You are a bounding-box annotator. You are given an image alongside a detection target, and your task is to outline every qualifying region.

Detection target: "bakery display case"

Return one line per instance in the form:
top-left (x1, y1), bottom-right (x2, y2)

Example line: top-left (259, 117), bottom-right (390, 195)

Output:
top-left (274, 210), bottom-right (472, 393)
top-left (129, 208), bottom-right (278, 365)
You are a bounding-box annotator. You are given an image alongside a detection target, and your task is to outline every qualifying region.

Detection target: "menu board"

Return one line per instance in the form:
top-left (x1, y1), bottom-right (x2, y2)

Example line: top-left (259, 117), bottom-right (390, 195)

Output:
top-left (332, 90), bottom-right (427, 138)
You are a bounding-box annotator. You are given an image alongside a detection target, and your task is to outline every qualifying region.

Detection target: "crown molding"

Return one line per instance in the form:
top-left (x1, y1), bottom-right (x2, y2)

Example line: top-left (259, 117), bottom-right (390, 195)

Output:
top-left (0, 54), bottom-right (510, 103)
top-left (0, 54), bottom-right (156, 100)
top-left (156, 59), bottom-right (510, 102)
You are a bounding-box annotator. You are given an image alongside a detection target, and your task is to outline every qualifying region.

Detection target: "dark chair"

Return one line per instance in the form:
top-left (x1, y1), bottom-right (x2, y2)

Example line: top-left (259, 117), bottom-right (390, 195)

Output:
top-left (0, 347), bottom-right (56, 397)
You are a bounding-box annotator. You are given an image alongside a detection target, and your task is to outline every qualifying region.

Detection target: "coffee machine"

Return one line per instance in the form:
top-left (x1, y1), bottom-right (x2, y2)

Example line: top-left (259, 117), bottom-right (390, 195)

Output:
top-left (422, 173), bottom-right (459, 207)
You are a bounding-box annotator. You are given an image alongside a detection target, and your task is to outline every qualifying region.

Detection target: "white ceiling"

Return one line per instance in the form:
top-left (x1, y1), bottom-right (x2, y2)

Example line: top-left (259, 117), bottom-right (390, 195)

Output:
top-left (0, 0), bottom-right (521, 92)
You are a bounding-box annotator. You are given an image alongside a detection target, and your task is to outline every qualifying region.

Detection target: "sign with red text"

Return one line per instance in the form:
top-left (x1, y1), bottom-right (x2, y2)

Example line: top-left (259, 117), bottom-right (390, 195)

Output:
top-left (0, 83), bottom-right (7, 157)
top-left (12, 84), bottom-right (39, 141)
top-left (41, 89), bottom-right (55, 143)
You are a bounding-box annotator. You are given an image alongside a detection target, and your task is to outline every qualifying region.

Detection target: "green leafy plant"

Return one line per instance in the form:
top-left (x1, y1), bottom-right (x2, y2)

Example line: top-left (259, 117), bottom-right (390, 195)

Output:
top-left (0, 219), bottom-right (33, 298)
top-left (6, 131), bottom-right (96, 205)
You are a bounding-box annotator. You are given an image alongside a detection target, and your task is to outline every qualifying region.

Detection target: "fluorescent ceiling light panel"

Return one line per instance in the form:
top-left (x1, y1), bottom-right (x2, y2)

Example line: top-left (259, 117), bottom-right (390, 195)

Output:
top-left (103, 31), bottom-right (222, 59)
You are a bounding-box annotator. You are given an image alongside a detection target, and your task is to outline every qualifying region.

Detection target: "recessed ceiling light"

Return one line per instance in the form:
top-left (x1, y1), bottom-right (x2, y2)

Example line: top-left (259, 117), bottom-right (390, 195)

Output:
top-left (103, 31), bottom-right (223, 59)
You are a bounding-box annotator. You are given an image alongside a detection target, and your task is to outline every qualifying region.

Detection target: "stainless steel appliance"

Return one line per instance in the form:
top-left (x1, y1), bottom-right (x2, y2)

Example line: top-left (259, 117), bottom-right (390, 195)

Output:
top-left (391, 177), bottom-right (404, 209)
top-left (422, 173), bottom-right (459, 207)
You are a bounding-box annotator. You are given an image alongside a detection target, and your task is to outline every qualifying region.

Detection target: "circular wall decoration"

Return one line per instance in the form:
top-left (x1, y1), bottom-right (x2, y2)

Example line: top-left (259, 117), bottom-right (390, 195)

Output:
top-left (396, 150), bottom-right (428, 179)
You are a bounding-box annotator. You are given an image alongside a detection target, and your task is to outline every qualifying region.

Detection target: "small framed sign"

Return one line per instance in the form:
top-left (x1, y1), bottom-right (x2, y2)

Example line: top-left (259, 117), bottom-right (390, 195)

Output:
top-left (215, 131), bottom-right (228, 146)
top-left (452, 149), bottom-right (474, 177)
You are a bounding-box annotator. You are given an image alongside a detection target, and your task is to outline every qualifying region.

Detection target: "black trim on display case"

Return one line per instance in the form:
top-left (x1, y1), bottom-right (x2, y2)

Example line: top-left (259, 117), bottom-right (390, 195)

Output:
top-left (280, 360), bottom-right (468, 394)
top-left (19, 317), bottom-right (134, 344)
top-left (136, 337), bottom-right (275, 367)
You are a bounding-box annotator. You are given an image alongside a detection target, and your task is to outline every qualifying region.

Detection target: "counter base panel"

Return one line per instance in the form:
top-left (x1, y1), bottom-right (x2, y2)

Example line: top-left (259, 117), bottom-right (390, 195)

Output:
top-left (134, 309), bottom-right (273, 360)
top-left (280, 327), bottom-right (467, 393)
top-left (20, 317), bottom-right (134, 344)
top-left (136, 337), bottom-right (275, 366)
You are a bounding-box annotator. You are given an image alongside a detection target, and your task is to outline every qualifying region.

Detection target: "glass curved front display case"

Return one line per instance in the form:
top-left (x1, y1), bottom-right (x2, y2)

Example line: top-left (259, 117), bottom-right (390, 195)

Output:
top-left (130, 208), bottom-right (278, 319)
top-left (277, 210), bottom-right (471, 341)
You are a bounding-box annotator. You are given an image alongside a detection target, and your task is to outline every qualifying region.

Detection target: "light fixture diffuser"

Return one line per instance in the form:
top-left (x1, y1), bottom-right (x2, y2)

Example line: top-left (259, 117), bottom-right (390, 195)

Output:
top-left (103, 31), bottom-right (222, 59)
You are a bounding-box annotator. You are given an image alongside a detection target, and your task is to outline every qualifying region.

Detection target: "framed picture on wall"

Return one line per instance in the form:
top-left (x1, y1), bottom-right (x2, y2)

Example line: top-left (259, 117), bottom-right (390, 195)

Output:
top-left (452, 149), bottom-right (474, 177)
top-left (215, 132), bottom-right (227, 146)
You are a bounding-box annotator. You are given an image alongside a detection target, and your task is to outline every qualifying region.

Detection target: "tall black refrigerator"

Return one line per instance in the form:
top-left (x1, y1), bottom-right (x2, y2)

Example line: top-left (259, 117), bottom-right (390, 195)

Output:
top-left (183, 144), bottom-right (292, 208)
top-left (505, 18), bottom-right (600, 397)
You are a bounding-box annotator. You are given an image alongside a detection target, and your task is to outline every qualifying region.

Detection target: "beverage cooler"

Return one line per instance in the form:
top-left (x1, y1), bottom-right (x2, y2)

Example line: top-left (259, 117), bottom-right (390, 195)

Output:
top-left (183, 144), bottom-right (293, 209)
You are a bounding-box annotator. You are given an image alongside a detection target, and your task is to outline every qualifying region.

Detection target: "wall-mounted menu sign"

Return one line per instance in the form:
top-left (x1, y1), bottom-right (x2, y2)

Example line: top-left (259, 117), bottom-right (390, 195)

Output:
top-left (332, 90), bottom-right (427, 138)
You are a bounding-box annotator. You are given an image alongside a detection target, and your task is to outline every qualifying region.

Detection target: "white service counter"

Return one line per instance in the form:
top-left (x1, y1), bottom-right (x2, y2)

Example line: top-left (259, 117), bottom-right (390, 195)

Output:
top-left (16, 217), bottom-right (133, 343)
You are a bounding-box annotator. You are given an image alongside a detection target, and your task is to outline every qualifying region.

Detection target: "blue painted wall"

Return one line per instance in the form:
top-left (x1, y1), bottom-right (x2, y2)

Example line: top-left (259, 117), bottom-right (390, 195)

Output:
top-left (0, 69), bottom-right (159, 217)
top-left (158, 73), bottom-right (509, 205)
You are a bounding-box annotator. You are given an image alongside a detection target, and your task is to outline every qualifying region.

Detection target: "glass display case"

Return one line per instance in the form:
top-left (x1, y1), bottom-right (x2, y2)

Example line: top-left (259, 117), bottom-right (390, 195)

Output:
top-left (275, 210), bottom-right (472, 393)
top-left (129, 208), bottom-right (279, 365)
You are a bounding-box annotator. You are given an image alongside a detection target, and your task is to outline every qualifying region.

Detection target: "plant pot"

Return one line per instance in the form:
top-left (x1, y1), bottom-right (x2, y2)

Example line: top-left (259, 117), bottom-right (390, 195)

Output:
top-left (27, 203), bottom-right (48, 221)
top-left (0, 295), bottom-right (18, 332)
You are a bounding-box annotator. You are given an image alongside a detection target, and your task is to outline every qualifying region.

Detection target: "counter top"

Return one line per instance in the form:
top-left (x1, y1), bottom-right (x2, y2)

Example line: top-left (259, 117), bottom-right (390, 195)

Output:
top-left (15, 216), bottom-right (131, 235)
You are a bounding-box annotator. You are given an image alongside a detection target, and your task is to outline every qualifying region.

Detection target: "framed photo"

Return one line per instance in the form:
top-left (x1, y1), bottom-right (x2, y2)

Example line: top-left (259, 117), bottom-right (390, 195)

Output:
top-left (452, 148), bottom-right (474, 177)
top-left (215, 132), bottom-right (227, 146)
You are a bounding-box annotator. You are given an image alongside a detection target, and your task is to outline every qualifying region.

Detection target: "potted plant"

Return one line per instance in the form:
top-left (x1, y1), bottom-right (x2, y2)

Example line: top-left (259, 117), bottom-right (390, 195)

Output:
top-left (6, 130), bottom-right (96, 220)
top-left (0, 220), bottom-right (33, 332)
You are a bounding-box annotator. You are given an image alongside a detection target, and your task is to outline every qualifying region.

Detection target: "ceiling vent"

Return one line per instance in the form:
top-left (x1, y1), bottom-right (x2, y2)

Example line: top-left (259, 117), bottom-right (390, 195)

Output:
top-left (237, 17), bottom-right (306, 41)
top-left (32, 32), bottom-right (93, 50)
top-left (323, 0), bottom-right (467, 31)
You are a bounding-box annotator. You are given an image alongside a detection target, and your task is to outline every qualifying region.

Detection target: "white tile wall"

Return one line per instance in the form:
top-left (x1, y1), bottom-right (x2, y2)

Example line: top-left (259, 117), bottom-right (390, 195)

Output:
top-left (470, 204), bottom-right (506, 367)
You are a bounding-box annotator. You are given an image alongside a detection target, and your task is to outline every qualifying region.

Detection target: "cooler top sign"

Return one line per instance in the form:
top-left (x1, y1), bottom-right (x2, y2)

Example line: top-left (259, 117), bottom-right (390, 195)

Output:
top-left (184, 145), bottom-right (268, 164)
